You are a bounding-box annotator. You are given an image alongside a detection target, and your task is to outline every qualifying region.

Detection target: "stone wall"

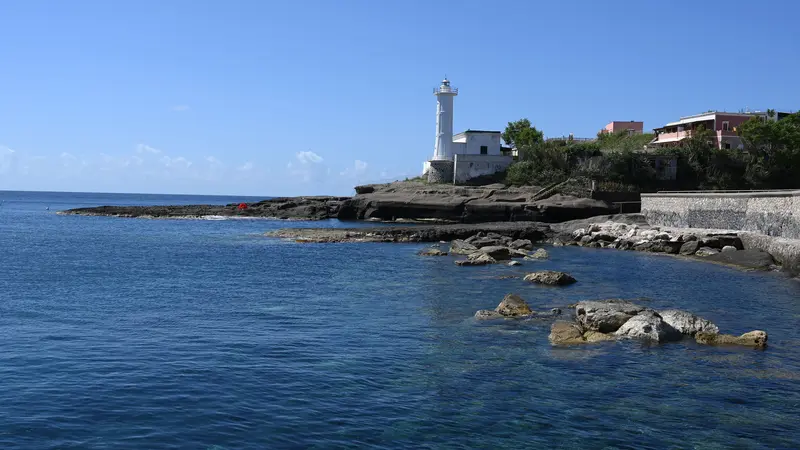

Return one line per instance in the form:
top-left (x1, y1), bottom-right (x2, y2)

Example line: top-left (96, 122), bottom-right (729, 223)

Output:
top-left (426, 160), bottom-right (454, 184)
top-left (641, 191), bottom-right (800, 239)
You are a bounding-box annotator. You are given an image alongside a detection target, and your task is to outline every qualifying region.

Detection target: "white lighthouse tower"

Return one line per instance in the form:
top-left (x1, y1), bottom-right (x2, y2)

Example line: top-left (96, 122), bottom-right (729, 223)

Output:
top-left (432, 78), bottom-right (458, 160)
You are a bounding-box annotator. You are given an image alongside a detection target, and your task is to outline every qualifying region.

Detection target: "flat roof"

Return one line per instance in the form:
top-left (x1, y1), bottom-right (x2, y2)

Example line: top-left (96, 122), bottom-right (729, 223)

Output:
top-left (455, 129), bottom-right (501, 134)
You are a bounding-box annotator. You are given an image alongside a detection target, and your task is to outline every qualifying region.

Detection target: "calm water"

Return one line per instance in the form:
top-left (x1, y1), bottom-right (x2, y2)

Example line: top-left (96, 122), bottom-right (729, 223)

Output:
top-left (2, 191), bottom-right (800, 449)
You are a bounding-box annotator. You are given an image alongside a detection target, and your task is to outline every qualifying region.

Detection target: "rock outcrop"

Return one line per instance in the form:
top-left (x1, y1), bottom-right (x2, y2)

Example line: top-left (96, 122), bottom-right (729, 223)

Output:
top-left (475, 294), bottom-right (563, 320)
top-left (658, 309), bottom-right (719, 336)
top-left (614, 310), bottom-right (681, 343)
top-left (62, 196), bottom-right (348, 220)
top-left (523, 271), bottom-right (577, 286)
top-left (548, 321), bottom-right (586, 345)
top-left (494, 293), bottom-right (533, 317)
top-left (526, 248), bottom-right (549, 260)
top-left (449, 240), bottom-right (478, 255)
top-left (336, 182), bottom-right (615, 223)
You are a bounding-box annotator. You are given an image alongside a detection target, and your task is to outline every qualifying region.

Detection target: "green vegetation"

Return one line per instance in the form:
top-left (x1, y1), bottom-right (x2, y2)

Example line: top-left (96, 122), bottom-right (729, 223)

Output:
top-left (504, 112), bottom-right (800, 191)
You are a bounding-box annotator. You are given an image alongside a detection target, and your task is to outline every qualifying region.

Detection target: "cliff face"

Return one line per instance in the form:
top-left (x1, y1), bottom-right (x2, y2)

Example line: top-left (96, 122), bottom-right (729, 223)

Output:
top-left (337, 181), bottom-right (615, 223)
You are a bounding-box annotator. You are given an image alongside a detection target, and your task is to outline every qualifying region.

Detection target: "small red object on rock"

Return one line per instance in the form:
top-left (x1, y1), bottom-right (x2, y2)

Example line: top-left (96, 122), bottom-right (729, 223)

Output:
top-left (238, 202), bottom-right (248, 210)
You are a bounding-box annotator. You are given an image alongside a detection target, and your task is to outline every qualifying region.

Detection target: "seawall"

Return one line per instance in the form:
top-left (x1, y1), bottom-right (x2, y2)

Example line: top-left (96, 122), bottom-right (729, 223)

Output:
top-left (641, 190), bottom-right (800, 239)
top-left (642, 190), bottom-right (800, 274)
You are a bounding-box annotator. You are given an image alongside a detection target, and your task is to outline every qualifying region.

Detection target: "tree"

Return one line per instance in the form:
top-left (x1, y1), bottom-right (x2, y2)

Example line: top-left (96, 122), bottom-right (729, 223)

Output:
top-left (502, 118), bottom-right (544, 148)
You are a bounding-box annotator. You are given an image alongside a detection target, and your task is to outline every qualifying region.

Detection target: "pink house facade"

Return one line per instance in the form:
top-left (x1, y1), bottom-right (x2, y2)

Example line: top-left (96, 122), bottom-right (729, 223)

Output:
top-left (601, 121), bottom-right (644, 135)
top-left (650, 111), bottom-right (772, 150)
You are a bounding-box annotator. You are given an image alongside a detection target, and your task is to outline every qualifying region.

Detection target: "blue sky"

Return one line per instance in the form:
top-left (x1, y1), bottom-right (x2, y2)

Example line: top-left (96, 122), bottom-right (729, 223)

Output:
top-left (1, 0), bottom-right (798, 196)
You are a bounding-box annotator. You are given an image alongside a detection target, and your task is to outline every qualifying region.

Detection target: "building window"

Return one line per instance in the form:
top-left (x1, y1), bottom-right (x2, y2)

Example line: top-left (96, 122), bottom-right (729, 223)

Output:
top-left (722, 121), bottom-right (730, 131)
top-left (724, 142), bottom-right (731, 149)
top-left (480, 146), bottom-right (488, 155)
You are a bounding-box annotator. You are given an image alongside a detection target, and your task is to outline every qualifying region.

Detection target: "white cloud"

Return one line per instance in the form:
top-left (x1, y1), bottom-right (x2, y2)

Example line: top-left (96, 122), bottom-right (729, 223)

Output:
top-left (238, 162), bottom-right (254, 171)
top-left (136, 144), bottom-right (161, 154)
top-left (161, 155), bottom-right (192, 168)
top-left (340, 159), bottom-right (369, 177)
top-left (172, 105), bottom-right (191, 112)
top-left (205, 156), bottom-right (222, 165)
top-left (296, 150), bottom-right (323, 164)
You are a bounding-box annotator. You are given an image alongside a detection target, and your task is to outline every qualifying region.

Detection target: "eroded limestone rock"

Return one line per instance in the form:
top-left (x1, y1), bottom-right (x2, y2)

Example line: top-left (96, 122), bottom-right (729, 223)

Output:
top-left (658, 309), bottom-right (719, 336)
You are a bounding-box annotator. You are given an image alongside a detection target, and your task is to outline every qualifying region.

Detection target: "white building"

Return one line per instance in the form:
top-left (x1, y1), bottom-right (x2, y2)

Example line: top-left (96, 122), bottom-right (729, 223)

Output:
top-left (423, 78), bottom-right (512, 183)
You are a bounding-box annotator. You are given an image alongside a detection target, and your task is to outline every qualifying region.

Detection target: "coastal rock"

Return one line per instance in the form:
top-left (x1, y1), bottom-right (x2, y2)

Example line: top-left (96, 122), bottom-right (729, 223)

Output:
top-left (575, 299), bottom-right (647, 333)
top-left (583, 330), bottom-right (617, 343)
top-left (418, 248), bottom-right (447, 256)
top-left (695, 247), bottom-right (720, 257)
top-left (478, 246), bottom-right (513, 260)
top-left (591, 232), bottom-right (617, 243)
top-left (695, 330), bottom-right (768, 349)
top-left (572, 228), bottom-right (587, 240)
top-left (548, 321), bottom-right (586, 345)
top-left (471, 237), bottom-right (503, 248)
top-left (455, 253), bottom-right (497, 266)
top-left (523, 271), bottom-right (577, 286)
top-left (494, 293), bottom-right (533, 317)
top-left (474, 310), bottom-right (504, 320)
top-left (449, 239), bottom-right (478, 255)
top-left (527, 248), bottom-right (549, 260)
top-left (704, 249), bottom-right (776, 271)
top-left (722, 245), bottom-right (738, 253)
top-left (651, 241), bottom-right (683, 254)
top-left (614, 310), bottom-right (681, 343)
top-left (507, 260), bottom-right (522, 266)
top-left (658, 309), bottom-right (719, 336)
top-left (510, 239), bottom-right (534, 250)
top-left (579, 235), bottom-right (593, 246)
top-left (679, 240), bottom-right (700, 255)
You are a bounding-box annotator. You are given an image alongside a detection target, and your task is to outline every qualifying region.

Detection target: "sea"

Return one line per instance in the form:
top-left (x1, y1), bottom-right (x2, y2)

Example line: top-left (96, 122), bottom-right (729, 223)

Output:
top-left (1, 190), bottom-right (800, 449)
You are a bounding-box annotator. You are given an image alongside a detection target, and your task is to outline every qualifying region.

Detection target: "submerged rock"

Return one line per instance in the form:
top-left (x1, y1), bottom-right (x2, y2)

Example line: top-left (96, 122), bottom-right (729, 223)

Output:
top-left (575, 299), bottom-right (647, 333)
top-left (474, 310), bottom-right (504, 320)
top-left (507, 260), bottom-right (522, 266)
top-left (695, 330), bottom-right (768, 349)
top-left (494, 293), bottom-right (533, 317)
top-left (450, 239), bottom-right (478, 255)
top-left (523, 271), bottom-right (577, 286)
top-left (614, 310), bottom-right (681, 343)
top-left (548, 321), bottom-right (585, 345)
top-left (583, 330), bottom-right (617, 343)
top-left (658, 309), bottom-right (719, 336)
top-left (418, 248), bottom-right (447, 256)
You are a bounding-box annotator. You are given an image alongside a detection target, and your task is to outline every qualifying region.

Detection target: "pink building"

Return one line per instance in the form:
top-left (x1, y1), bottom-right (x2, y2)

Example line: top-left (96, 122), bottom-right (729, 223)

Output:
top-left (650, 111), bottom-right (770, 150)
top-left (601, 121), bottom-right (644, 135)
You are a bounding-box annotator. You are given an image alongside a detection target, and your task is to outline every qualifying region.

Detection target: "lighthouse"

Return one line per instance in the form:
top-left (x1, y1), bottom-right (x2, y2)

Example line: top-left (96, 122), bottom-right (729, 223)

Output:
top-left (432, 78), bottom-right (458, 160)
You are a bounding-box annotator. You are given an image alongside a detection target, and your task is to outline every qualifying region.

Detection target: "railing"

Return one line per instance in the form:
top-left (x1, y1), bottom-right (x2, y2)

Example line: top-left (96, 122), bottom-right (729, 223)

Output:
top-left (433, 87), bottom-right (458, 94)
top-left (544, 136), bottom-right (596, 142)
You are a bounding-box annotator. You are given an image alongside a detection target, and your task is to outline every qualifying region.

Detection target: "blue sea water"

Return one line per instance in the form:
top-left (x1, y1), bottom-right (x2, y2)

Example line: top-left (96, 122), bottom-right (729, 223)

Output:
top-left (1, 190), bottom-right (800, 449)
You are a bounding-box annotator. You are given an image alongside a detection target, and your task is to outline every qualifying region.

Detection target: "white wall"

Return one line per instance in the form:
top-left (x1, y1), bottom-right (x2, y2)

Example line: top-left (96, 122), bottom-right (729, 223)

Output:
top-left (460, 133), bottom-right (501, 155)
top-left (453, 154), bottom-right (513, 183)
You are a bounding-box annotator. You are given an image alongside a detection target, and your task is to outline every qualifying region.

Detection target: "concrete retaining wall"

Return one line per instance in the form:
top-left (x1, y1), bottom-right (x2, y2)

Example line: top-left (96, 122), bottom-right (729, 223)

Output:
top-left (453, 154), bottom-right (513, 184)
top-left (641, 191), bottom-right (800, 239)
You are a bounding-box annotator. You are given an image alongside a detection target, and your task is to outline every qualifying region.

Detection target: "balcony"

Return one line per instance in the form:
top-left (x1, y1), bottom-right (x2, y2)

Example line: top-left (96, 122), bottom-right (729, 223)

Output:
top-left (433, 87), bottom-right (458, 95)
top-left (653, 130), bottom-right (693, 144)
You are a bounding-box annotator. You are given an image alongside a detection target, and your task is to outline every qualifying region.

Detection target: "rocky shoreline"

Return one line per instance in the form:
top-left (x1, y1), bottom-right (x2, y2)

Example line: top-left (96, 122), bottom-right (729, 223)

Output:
top-left (60, 181), bottom-right (617, 223)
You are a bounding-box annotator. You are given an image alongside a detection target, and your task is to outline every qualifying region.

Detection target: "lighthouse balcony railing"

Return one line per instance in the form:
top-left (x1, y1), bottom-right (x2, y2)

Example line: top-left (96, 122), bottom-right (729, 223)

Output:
top-left (434, 87), bottom-right (458, 94)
